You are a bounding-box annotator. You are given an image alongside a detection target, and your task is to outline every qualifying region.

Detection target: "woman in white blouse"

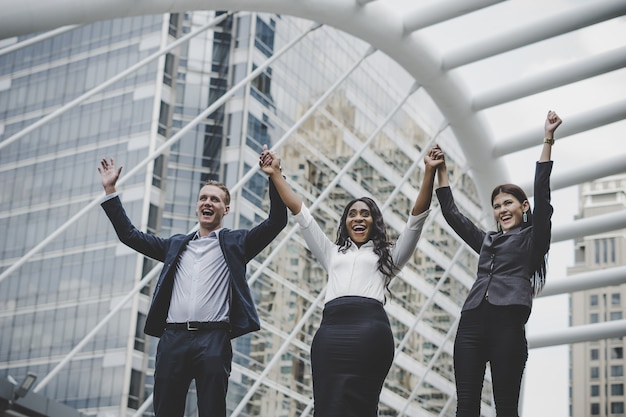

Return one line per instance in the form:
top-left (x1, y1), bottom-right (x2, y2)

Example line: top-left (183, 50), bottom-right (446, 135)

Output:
top-left (260, 145), bottom-right (442, 417)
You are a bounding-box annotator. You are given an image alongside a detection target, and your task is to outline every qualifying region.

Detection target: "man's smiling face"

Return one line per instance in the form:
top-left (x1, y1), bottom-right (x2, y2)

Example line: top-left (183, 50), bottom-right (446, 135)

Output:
top-left (197, 184), bottom-right (230, 235)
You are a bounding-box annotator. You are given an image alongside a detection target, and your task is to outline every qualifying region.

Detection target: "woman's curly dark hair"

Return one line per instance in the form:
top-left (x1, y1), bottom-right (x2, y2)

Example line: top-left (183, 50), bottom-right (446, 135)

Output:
top-left (335, 197), bottom-right (398, 302)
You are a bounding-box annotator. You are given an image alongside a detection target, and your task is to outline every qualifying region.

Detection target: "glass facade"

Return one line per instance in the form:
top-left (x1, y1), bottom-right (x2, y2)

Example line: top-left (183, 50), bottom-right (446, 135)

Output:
top-left (1, 10), bottom-right (486, 417)
top-left (0, 14), bottom-right (167, 415)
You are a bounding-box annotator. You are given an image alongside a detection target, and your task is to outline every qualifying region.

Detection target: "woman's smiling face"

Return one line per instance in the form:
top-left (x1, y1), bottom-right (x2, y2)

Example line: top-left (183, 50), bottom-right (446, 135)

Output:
top-left (345, 200), bottom-right (373, 246)
top-left (492, 192), bottom-right (529, 232)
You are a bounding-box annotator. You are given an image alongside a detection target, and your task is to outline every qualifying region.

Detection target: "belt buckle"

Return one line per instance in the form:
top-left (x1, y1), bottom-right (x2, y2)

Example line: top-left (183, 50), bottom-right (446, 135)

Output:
top-left (186, 321), bottom-right (199, 331)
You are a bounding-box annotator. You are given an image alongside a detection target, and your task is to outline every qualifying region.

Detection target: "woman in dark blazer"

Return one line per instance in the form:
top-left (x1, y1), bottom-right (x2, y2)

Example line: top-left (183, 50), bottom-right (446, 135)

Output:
top-left (433, 110), bottom-right (562, 417)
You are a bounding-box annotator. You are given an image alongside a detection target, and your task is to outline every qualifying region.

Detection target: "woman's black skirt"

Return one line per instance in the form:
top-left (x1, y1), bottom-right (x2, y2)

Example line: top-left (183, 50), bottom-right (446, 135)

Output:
top-left (311, 296), bottom-right (394, 417)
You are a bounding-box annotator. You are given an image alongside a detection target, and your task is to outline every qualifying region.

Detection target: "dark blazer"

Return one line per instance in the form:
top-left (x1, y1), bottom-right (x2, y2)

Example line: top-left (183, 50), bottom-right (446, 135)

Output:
top-left (436, 162), bottom-right (553, 313)
top-left (101, 178), bottom-right (287, 338)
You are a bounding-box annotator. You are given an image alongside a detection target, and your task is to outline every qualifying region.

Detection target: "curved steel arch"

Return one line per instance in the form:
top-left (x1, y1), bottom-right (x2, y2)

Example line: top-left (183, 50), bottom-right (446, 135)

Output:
top-left (0, 0), bottom-right (506, 207)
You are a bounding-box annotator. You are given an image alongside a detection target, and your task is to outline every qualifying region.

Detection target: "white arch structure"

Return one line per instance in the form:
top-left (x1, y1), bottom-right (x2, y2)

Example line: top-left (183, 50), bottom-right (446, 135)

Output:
top-left (2, 0), bottom-right (625, 210)
top-left (1, 0), bottom-right (626, 416)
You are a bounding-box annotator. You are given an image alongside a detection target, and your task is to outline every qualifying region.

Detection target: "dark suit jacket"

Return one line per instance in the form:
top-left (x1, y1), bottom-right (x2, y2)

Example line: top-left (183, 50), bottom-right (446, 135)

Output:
top-left (101, 178), bottom-right (287, 338)
top-left (436, 162), bottom-right (553, 313)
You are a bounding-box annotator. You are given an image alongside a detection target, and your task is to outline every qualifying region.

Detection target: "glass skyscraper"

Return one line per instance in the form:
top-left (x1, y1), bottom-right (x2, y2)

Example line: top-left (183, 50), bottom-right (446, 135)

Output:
top-left (1, 10), bottom-right (484, 417)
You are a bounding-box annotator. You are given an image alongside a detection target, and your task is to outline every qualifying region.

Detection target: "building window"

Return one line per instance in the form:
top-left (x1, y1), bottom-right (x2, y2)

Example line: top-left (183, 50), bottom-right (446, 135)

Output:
top-left (241, 165), bottom-right (266, 208)
top-left (611, 384), bottom-right (624, 396)
top-left (591, 367), bottom-right (600, 379)
top-left (611, 402), bottom-right (624, 415)
top-left (594, 238), bottom-right (616, 264)
top-left (254, 17), bottom-right (275, 58)
top-left (612, 347), bottom-right (624, 360)
top-left (612, 293), bottom-right (621, 306)
top-left (168, 13), bottom-right (181, 37)
top-left (609, 238), bottom-right (615, 263)
top-left (158, 101), bottom-right (170, 137)
top-left (211, 30), bottom-right (232, 75)
top-left (610, 311), bottom-right (623, 321)
top-left (591, 403), bottom-right (600, 415)
top-left (250, 65), bottom-right (274, 108)
top-left (611, 365), bottom-right (624, 377)
top-left (591, 349), bottom-right (600, 360)
top-left (591, 384), bottom-right (600, 397)
top-left (590, 294), bottom-right (599, 307)
top-left (590, 313), bottom-right (599, 324)
top-left (251, 65), bottom-right (272, 96)
top-left (163, 53), bottom-right (175, 86)
top-left (127, 369), bottom-right (143, 409)
top-left (246, 113), bottom-right (270, 154)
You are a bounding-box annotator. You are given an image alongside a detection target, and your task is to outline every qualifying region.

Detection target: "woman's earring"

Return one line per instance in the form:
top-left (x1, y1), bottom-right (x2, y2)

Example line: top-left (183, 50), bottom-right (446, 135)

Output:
top-left (523, 211), bottom-right (528, 223)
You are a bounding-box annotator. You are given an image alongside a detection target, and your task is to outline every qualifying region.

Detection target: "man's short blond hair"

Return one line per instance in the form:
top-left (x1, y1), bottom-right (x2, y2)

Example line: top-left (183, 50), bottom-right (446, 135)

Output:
top-left (201, 180), bottom-right (231, 205)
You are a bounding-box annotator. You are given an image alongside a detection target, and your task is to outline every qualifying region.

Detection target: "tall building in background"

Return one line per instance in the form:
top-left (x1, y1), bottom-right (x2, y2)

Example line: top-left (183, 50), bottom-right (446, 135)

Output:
top-left (1, 10), bottom-right (485, 417)
top-left (569, 174), bottom-right (626, 417)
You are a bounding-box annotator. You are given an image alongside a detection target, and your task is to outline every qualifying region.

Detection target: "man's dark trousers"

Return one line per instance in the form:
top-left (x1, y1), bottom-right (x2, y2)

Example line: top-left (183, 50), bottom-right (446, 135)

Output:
top-left (153, 328), bottom-right (232, 417)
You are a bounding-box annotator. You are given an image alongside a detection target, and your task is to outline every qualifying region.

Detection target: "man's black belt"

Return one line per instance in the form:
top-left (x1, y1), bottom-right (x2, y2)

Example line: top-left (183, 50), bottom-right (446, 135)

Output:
top-left (165, 321), bottom-right (230, 331)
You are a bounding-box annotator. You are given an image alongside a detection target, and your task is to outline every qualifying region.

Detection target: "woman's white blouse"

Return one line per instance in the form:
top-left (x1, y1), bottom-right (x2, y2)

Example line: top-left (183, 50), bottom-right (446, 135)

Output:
top-left (293, 203), bottom-right (430, 304)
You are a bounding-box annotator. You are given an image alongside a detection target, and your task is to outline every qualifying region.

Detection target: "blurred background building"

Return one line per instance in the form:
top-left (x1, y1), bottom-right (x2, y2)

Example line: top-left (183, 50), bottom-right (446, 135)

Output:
top-left (569, 175), bottom-right (626, 417)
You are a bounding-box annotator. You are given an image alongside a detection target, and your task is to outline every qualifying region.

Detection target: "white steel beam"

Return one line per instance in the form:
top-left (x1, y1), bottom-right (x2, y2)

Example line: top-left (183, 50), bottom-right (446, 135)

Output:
top-left (549, 153), bottom-right (626, 192)
top-left (538, 266), bottom-right (626, 298)
top-left (0, 13), bottom-right (232, 153)
top-left (472, 46), bottom-right (626, 110)
top-left (230, 57), bottom-right (421, 416)
top-left (394, 352), bottom-right (456, 398)
top-left (0, 0), bottom-right (510, 210)
top-left (381, 388), bottom-right (437, 417)
top-left (528, 319), bottom-right (626, 349)
top-left (230, 291), bottom-right (326, 417)
top-left (552, 210), bottom-right (626, 243)
top-left (0, 0), bottom-right (405, 40)
top-left (34, 265), bottom-right (160, 392)
top-left (242, 45), bottom-right (379, 287)
top-left (442, 0), bottom-right (626, 69)
top-left (0, 25), bottom-right (78, 56)
top-left (402, 0), bottom-right (504, 34)
top-left (494, 99), bottom-right (626, 157)
top-left (518, 153), bottom-right (626, 195)
top-left (0, 17), bottom-right (318, 285)
top-left (397, 315), bottom-right (462, 417)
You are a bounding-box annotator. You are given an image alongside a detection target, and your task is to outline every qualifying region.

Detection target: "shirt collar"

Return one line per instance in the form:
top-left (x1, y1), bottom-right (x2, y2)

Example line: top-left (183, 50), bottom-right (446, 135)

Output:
top-left (193, 229), bottom-right (221, 240)
top-left (348, 238), bottom-right (374, 250)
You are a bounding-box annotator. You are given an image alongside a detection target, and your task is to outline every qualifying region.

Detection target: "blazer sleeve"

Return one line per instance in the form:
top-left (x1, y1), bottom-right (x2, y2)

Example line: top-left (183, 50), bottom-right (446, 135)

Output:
top-left (243, 177), bottom-right (288, 261)
top-left (531, 161), bottom-right (554, 261)
top-left (435, 186), bottom-right (486, 254)
top-left (101, 195), bottom-right (170, 262)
